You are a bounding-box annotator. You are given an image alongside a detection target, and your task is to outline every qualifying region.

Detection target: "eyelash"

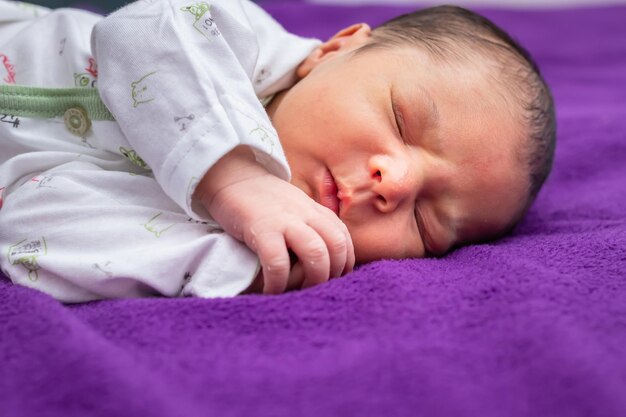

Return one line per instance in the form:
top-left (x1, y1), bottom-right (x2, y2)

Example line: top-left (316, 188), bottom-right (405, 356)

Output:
top-left (392, 101), bottom-right (404, 138)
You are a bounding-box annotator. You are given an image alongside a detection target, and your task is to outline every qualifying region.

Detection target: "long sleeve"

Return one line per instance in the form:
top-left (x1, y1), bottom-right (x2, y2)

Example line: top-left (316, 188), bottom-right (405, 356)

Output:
top-left (91, 0), bottom-right (320, 220)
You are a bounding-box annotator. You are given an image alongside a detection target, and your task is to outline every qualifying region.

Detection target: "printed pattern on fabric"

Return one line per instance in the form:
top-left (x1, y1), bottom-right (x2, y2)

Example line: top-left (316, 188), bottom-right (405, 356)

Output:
top-left (59, 37), bottom-right (67, 55)
top-left (7, 237), bottom-right (47, 282)
top-left (0, 114), bottom-right (20, 128)
top-left (180, 2), bottom-right (221, 40)
top-left (119, 147), bottom-right (150, 169)
top-left (1, 54), bottom-right (16, 84)
top-left (130, 71), bottom-right (157, 108)
top-left (74, 73), bottom-right (96, 88)
top-left (143, 212), bottom-right (176, 238)
top-left (174, 113), bottom-right (195, 132)
top-left (249, 123), bottom-right (276, 154)
top-left (85, 58), bottom-right (98, 78)
top-left (74, 57), bottom-right (99, 87)
top-left (92, 261), bottom-right (113, 278)
top-left (30, 175), bottom-right (57, 189)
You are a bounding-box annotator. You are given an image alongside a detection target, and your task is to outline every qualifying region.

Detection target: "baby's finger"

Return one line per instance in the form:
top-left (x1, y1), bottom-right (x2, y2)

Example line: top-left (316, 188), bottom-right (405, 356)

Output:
top-left (285, 225), bottom-right (330, 289)
top-left (253, 231), bottom-right (290, 295)
top-left (343, 223), bottom-right (355, 275)
top-left (286, 261), bottom-right (305, 291)
top-left (309, 214), bottom-right (351, 279)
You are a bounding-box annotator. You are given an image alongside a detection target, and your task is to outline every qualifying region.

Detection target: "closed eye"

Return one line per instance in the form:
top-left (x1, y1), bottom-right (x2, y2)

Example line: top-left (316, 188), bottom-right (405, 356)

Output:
top-left (391, 92), bottom-right (405, 139)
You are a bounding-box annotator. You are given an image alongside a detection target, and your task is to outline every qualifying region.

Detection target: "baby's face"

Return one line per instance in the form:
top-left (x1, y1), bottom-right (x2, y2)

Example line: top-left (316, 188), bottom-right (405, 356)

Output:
top-left (267, 41), bottom-right (527, 263)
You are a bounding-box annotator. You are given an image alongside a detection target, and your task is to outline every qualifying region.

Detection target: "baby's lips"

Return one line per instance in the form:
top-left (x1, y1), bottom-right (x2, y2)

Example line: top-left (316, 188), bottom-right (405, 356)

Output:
top-left (336, 188), bottom-right (353, 213)
top-left (320, 194), bottom-right (340, 215)
top-left (320, 169), bottom-right (340, 215)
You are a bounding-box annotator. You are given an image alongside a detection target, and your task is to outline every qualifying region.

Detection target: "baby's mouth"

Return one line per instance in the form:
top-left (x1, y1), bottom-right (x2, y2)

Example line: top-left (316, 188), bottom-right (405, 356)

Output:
top-left (320, 169), bottom-right (340, 216)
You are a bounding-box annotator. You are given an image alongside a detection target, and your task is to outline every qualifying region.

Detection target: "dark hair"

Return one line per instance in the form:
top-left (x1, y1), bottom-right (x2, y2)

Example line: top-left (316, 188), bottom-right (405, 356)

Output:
top-left (360, 5), bottom-right (556, 226)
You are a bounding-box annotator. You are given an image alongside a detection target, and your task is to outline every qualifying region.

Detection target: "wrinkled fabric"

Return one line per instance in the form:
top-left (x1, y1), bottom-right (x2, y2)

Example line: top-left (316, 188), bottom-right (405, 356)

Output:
top-left (1, 3), bottom-right (625, 417)
top-left (0, 0), bottom-right (318, 300)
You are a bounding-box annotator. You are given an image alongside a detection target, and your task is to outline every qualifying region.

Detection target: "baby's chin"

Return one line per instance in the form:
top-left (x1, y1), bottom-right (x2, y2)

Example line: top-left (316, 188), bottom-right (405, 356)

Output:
top-left (352, 243), bottom-right (422, 265)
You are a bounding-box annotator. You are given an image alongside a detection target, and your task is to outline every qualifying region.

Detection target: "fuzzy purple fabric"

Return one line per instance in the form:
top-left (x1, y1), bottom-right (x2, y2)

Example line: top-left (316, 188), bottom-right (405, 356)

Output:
top-left (1, 3), bottom-right (625, 417)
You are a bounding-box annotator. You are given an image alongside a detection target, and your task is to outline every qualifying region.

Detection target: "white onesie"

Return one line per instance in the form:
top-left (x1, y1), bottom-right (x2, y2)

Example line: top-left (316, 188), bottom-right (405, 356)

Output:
top-left (0, 0), bottom-right (320, 302)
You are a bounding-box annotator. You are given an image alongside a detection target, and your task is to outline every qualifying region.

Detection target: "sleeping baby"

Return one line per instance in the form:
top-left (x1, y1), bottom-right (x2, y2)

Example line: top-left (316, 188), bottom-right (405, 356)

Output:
top-left (0, 0), bottom-right (555, 302)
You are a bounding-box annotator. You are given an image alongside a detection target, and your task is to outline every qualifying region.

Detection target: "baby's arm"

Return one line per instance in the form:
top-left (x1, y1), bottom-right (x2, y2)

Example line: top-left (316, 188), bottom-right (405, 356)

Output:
top-left (194, 146), bottom-right (354, 294)
top-left (91, 0), bottom-right (334, 294)
top-left (92, 0), bottom-right (320, 221)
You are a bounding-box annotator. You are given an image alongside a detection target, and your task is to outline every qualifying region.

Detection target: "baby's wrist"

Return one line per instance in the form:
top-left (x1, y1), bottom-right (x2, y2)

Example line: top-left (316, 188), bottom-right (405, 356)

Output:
top-left (194, 145), bottom-right (269, 213)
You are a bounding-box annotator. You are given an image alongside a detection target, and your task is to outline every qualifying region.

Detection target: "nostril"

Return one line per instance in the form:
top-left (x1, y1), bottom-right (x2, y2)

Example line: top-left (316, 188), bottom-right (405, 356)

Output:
top-left (373, 170), bottom-right (382, 181)
top-left (377, 195), bottom-right (386, 205)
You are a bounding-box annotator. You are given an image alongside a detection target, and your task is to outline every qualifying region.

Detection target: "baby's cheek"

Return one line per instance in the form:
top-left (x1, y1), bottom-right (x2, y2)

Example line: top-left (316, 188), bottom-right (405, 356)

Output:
top-left (349, 226), bottom-right (413, 263)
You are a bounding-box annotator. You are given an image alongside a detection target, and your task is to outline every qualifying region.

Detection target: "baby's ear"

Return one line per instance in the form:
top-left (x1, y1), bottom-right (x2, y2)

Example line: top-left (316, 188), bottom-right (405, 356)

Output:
top-left (296, 23), bottom-right (371, 78)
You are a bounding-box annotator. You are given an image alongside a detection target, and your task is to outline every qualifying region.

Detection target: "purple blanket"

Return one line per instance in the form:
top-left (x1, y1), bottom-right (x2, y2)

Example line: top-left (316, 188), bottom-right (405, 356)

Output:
top-left (2, 3), bottom-right (625, 416)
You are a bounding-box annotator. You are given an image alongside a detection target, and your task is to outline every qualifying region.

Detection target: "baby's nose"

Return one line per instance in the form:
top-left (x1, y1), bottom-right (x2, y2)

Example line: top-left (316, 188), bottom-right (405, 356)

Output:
top-left (369, 155), bottom-right (417, 213)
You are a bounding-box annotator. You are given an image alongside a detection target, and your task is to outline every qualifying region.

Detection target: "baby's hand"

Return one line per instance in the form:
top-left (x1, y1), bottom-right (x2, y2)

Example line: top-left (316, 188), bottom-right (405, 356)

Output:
top-left (195, 146), bottom-right (354, 294)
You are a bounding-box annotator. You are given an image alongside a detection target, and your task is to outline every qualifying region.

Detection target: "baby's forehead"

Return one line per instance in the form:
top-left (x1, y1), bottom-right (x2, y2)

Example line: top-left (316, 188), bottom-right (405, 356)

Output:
top-left (415, 53), bottom-right (520, 117)
top-left (388, 38), bottom-right (524, 84)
